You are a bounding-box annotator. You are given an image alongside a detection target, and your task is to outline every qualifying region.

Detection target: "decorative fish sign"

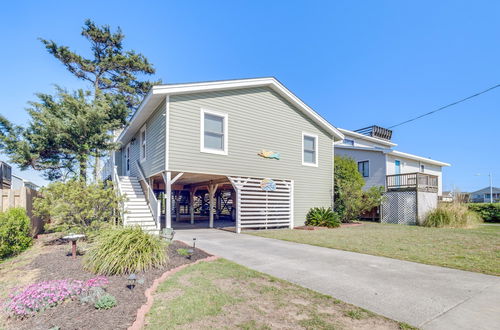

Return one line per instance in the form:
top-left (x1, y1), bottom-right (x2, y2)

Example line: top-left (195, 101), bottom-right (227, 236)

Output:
top-left (258, 150), bottom-right (280, 160)
top-left (260, 178), bottom-right (277, 191)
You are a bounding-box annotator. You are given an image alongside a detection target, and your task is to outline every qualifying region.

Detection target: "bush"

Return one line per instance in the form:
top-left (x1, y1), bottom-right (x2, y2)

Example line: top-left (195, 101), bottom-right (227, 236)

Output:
top-left (94, 294), bottom-right (117, 310)
top-left (5, 277), bottom-right (108, 317)
top-left (305, 207), bottom-right (341, 228)
top-left (467, 203), bottom-right (500, 223)
top-left (84, 227), bottom-right (167, 275)
top-left (423, 203), bottom-right (482, 228)
top-left (34, 180), bottom-right (123, 235)
top-left (0, 208), bottom-right (33, 259)
top-left (334, 156), bottom-right (383, 223)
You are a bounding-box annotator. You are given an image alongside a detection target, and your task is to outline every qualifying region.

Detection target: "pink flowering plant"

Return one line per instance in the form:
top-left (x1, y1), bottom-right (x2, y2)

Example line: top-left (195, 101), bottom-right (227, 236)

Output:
top-left (5, 277), bottom-right (108, 317)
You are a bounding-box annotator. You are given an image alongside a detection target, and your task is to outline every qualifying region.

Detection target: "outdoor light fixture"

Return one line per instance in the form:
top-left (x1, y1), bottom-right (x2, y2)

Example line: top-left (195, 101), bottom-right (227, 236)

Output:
top-left (127, 273), bottom-right (137, 290)
top-left (187, 238), bottom-right (196, 259)
top-left (192, 237), bottom-right (197, 249)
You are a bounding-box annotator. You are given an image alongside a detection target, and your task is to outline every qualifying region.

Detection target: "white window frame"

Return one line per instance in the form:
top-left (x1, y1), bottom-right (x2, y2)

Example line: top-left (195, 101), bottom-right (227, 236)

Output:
top-left (302, 132), bottom-right (318, 167)
top-left (358, 160), bottom-right (370, 178)
top-left (140, 125), bottom-right (147, 162)
top-left (200, 108), bottom-right (228, 155)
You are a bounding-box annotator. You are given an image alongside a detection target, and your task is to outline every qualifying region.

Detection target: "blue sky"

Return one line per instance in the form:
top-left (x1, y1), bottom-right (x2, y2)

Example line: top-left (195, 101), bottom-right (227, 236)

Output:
top-left (0, 0), bottom-right (498, 191)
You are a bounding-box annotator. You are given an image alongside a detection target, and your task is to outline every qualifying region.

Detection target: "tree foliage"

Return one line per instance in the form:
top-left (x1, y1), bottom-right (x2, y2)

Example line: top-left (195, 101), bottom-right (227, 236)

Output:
top-left (40, 19), bottom-right (158, 114)
top-left (334, 156), bottom-right (383, 223)
top-left (0, 88), bottom-right (122, 181)
top-left (34, 180), bottom-right (122, 233)
top-left (0, 208), bottom-right (33, 260)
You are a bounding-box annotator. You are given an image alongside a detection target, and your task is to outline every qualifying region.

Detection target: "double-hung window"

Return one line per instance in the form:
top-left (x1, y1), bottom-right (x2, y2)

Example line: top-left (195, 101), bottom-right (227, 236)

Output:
top-left (201, 109), bottom-right (228, 155)
top-left (358, 160), bottom-right (369, 177)
top-left (302, 133), bottom-right (318, 166)
top-left (140, 125), bottom-right (146, 161)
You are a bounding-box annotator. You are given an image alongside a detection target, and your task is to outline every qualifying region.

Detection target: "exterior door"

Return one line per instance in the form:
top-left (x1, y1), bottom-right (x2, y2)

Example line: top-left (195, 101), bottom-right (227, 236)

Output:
top-left (124, 144), bottom-right (131, 176)
top-left (394, 160), bottom-right (401, 186)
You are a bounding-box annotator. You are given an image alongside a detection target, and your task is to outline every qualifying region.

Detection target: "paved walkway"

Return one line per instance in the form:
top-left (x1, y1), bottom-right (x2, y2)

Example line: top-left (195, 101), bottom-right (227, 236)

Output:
top-left (175, 229), bottom-right (500, 330)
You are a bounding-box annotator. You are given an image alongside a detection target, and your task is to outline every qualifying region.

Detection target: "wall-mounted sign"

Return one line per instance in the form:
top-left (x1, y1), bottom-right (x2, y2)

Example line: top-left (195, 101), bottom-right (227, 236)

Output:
top-left (260, 178), bottom-right (276, 191)
top-left (258, 150), bottom-right (280, 160)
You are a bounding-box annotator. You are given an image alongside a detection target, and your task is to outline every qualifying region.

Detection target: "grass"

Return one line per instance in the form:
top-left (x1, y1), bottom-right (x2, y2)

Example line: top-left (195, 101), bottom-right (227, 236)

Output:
top-left (249, 222), bottom-right (500, 275)
top-left (145, 259), bottom-right (403, 329)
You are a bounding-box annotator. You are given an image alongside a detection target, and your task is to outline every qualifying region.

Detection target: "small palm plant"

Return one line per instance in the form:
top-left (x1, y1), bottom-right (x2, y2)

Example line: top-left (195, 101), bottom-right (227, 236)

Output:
top-left (305, 207), bottom-right (341, 228)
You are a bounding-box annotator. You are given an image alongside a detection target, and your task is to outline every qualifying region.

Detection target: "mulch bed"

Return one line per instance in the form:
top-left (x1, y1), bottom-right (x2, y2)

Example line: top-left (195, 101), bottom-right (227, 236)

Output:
top-left (295, 223), bottom-right (364, 230)
top-left (3, 235), bottom-right (211, 330)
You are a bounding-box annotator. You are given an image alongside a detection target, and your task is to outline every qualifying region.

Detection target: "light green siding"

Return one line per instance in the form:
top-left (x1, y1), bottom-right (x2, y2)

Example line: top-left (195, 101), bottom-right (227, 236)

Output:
top-left (168, 87), bottom-right (334, 226)
top-left (122, 100), bottom-right (166, 178)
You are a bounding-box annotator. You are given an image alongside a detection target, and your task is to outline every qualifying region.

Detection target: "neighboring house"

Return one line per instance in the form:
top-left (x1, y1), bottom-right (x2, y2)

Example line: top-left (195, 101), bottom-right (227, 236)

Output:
top-left (469, 187), bottom-right (500, 203)
top-left (103, 78), bottom-right (344, 233)
top-left (440, 191), bottom-right (454, 202)
top-left (12, 175), bottom-right (40, 191)
top-left (335, 126), bottom-right (450, 196)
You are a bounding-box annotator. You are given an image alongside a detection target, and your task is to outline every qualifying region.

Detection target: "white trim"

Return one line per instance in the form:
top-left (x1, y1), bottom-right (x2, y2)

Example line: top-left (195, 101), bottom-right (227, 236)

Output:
top-left (357, 159), bottom-right (370, 178)
top-left (200, 108), bottom-right (229, 155)
top-left (302, 132), bottom-right (319, 167)
top-left (338, 128), bottom-right (397, 147)
top-left (124, 143), bottom-right (131, 176)
top-left (165, 95), bottom-right (170, 171)
top-left (389, 150), bottom-right (451, 167)
top-left (139, 124), bottom-right (147, 162)
top-left (116, 77), bottom-right (345, 144)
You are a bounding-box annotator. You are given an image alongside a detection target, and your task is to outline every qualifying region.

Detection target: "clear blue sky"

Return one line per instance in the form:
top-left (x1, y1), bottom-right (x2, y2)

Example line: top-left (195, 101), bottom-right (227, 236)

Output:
top-left (1, 0), bottom-right (498, 191)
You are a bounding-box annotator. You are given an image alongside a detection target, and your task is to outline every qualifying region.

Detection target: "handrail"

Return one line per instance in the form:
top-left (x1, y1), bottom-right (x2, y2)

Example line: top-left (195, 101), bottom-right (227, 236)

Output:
top-left (386, 172), bottom-right (438, 193)
top-left (113, 166), bottom-right (126, 225)
top-left (136, 161), bottom-right (161, 230)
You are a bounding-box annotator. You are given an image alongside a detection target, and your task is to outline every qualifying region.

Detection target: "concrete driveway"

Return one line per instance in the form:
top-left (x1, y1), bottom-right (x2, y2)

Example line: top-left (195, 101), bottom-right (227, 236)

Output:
top-left (175, 229), bottom-right (500, 330)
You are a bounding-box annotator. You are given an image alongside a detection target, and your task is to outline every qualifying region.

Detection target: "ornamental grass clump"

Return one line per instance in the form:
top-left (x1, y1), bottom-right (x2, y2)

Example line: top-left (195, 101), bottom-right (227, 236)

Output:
top-left (5, 277), bottom-right (108, 318)
top-left (423, 203), bottom-right (482, 228)
top-left (84, 226), bottom-right (167, 275)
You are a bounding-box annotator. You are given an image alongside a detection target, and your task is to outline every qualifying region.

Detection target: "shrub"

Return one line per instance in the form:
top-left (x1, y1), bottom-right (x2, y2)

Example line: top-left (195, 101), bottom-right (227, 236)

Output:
top-left (467, 203), bottom-right (500, 223)
top-left (305, 207), bottom-right (341, 228)
top-left (177, 248), bottom-right (191, 257)
top-left (334, 156), bottom-right (383, 222)
top-left (84, 227), bottom-right (167, 275)
top-left (94, 294), bottom-right (117, 310)
top-left (5, 277), bottom-right (108, 317)
top-left (34, 180), bottom-right (123, 235)
top-left (423, 203), bottom-right (482, 228)
top-left (0, 208), bottom-right (33, 259)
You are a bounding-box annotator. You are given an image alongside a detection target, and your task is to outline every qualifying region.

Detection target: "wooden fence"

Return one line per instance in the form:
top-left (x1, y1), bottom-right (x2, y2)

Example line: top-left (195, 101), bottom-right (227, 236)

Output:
top-left (1, 187), bottom-right (43, 236)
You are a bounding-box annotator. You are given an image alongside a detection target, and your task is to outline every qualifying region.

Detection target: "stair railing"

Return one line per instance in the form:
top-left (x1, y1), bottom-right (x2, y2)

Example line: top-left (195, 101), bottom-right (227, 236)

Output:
top-left (136, 161), bottom-right (161, 231)
top-left (113, 165), bottom-right (126, 226)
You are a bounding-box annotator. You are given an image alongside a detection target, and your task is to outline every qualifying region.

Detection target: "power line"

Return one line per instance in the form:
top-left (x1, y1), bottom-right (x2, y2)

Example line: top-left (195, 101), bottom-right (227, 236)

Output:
top-left (388, 83), bottom-right (500, 129)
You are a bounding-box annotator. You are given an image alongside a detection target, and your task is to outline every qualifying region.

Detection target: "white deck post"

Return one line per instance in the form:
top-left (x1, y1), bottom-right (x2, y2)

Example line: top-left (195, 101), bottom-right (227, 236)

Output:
top-left (208, 183), bottom-right (219, 228)
top-left (189, 187), bottom-right (197, 224)
top-left (163, 171), bottom-right (172, 229)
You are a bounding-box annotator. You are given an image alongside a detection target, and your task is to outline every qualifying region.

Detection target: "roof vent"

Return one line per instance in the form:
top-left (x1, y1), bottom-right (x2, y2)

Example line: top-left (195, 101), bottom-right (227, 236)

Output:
top-left (354, 125), bottom-right (393, 141)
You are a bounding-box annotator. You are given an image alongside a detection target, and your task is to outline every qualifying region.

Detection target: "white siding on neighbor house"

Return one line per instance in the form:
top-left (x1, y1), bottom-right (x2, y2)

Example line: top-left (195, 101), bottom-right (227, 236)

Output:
top-left (341, 133), bottom-right (390, 149)
top-left (386, 155), bottom-right (443, 195)
top-left (168, 87), bottom-right (334, 226)
top-left (335, 148), bottom-right (387, 189)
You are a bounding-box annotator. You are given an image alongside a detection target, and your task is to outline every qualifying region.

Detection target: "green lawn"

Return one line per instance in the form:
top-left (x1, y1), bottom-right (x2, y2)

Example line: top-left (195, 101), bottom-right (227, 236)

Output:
top-left (145, 258), bottom-right (410, 330)
top-left (249, 223), bottom-right (500, 276)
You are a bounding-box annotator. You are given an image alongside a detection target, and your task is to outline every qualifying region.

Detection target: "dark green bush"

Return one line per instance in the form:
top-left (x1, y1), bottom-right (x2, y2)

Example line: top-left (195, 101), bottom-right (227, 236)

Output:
top-left (0, 208), bottom-right (33, 259)
top-left (423, 203), bottom-right (482, 228)
top-left (84, 227), bottom-right (167, 275)
top-left (467, 203), bottom-right (500, 223)
top-left (305, 207), bottom-right (341, 228)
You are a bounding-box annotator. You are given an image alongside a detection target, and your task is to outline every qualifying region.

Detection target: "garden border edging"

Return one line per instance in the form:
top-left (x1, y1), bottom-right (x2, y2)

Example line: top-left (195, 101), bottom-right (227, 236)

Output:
top-left (128, 255), bottom-right (219, 330)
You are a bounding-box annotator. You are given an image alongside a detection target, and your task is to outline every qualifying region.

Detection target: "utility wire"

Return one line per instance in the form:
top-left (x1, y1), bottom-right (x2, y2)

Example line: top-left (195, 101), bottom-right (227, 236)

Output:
top-left (388, 83), bottom-right (500, 129)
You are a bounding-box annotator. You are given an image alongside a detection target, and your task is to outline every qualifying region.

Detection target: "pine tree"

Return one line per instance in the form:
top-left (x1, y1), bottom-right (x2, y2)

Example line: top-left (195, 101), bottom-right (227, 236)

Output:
top-left (40, 19), bottom-right (159, 179)
top-left (0, 88), bottom-right (121, 181)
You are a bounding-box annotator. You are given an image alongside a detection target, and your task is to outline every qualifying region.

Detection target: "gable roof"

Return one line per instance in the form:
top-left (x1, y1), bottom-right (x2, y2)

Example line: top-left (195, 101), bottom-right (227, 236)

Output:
top-left (118, 77), bottom-right (344, 144)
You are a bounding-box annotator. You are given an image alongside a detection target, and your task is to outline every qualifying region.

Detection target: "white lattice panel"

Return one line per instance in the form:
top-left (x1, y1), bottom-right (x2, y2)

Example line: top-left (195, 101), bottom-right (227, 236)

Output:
top-left (229, 177), bottom-right (293, 231)
top-left (381, 191), bottom-right (417, 225)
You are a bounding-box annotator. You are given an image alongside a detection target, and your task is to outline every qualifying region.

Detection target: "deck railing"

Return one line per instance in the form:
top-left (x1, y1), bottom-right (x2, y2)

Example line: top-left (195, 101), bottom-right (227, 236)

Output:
top-left (386, 172), bottom-right (438, 193)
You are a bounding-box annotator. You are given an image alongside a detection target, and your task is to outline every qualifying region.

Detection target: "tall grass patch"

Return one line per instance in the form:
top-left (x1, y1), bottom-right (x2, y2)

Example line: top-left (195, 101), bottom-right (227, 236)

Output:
top-left (423, 203), bottom-right (482, 228)
top-left (84, 227), bottom-right (167, 275)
